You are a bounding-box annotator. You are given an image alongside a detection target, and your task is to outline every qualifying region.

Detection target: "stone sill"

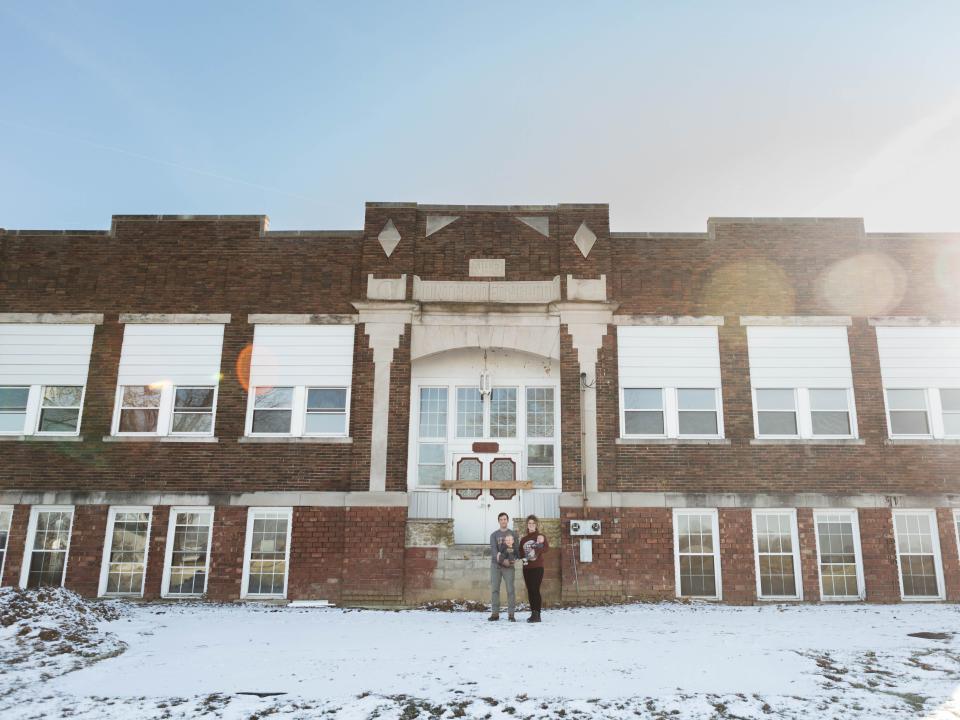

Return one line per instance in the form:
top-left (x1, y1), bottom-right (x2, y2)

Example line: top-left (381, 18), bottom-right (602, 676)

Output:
top-left (750, 438), bottom-right (865, 446)
top-left (616, 438), bottom-right (731, 446)
top-left (885, 438), bottom-right (960, 446)
top-left (0, 435), bottom-right (85, 442)
top-left (102, 436), bottom-right (219, 443)
top-left (238, 436), bottom-right (353, 444)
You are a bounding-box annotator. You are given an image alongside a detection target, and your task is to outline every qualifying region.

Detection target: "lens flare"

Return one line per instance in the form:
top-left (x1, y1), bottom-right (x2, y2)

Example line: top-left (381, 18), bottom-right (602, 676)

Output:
top-left (701, 259), bottom-right (795, 316)
top-left (816, 253), bottom-right (906, 316)
top-left (235, 344), bottom-right (253, 392)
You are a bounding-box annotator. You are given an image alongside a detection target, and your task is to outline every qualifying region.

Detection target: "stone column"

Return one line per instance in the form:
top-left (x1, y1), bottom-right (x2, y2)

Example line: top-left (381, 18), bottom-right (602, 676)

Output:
top-left (353, 302), bottom-right (417, 492)
top-left (556, 302), bottom-right (617, 495)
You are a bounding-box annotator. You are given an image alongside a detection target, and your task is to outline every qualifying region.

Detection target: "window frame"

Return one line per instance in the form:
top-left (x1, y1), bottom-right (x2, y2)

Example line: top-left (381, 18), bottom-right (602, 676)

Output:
top-left (161, 506), bottom-right (215, 599)
top-left (954, 509), bottom-right (960, 563)
top-left (525, 385), bottom-right (557, 488)
top-left (245, 385), bottom-right (350, 438)
top-left (240, 506), bottom-right (293, 600)
top-left (97, 506), bottom-right (153, 598)
top-left (0, 505), bottom-right (12, 587)
top-left (883, 387), bottom-right (933, 439)
top-left (812, 509), bottom-right (865, 601)
top-left (416, 385), bottom-right (448, 488)
top-left (752, 387), bottom-right (857, 440)
top-left (33, 385), bottom-right (86, 437)
top-left (620, 387), bottom-right (724, 440)
top-left (942, 388), bottom-right (960, 438)
top-left (0, 385), bottom-right (31, 436)
top-left (113, 383), bottom-right (219, 438)
top-left (892, 509), bottom-right (945, 601)
top-left (672, 508), bottom-right (722, 601)
top-left (751, 509), bottom-right (803, 601)
top-left (302, 386), bottom-right (351, 438)
top-left (19, 505), bottom-right (74, 589)
top-left (170, 386), bottom-right (219, 437)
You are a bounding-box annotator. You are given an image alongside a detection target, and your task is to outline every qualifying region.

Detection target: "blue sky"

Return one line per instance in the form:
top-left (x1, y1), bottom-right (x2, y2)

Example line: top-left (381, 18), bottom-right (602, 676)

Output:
top-left (1, 1), bottom-right (959, 232)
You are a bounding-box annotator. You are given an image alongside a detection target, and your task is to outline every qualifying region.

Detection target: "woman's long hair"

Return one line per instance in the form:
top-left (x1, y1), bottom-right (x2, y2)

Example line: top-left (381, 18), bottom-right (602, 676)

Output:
top-left (525, 514), bottom-right (540, 534)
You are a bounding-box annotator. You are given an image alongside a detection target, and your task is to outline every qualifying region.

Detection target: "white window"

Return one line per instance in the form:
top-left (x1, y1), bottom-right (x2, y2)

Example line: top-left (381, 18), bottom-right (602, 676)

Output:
top-left (241, 508), bottom-right (292, 599)
top-left (618, 326), bottom-right (724, 440)
top-left (673, 509), bottom-right (721, 599)
top-left (892, 510), bottom-right (945, 600)
top-left (305, 388), bottom-right (348, 435)
top-left (813, 510), bottom-right (865, 601)
top-left (0, 387), bottom-right (29, 433)
top-left (752, 510), bottom-right (803, 600)
top-left (747, 326), bottom-right (857, 439)
top-left (246, 324), bottom-right (354, 438)
top-left (0, 506), bottom-right (12, 586)
top-left (20, 506), bottom-right (74, 588)
top-left (113, 323), bottom-right (224, 437)
top-left (0, 323), bottom-right (95, 437)
top-left (489, 387), bottom-right (517, 438)
top-left (525, 387), bottom-right (556, 488)
top-left (162, 507), bottom-right (214, 598)
top-left (456, 387), bottom-right (484, 438)
top-left (99, 507), bottom-right (152, 597)
top-left (417, 387), bottom-right (447, 487)
top-left (876, 326), bottom-right (960, 439)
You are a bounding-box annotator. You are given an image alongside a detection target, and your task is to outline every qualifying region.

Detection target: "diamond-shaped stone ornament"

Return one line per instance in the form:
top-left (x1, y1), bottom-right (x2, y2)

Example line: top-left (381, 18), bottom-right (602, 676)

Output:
top-left (573, 222), bottom-right (597, 258)
top-left (378, 219), bottom-right (401, 257)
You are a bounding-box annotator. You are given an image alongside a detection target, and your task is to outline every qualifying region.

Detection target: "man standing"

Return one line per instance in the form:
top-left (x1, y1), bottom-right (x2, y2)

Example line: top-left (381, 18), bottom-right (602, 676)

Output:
top-left (488, 512), bottom-right (519, 621)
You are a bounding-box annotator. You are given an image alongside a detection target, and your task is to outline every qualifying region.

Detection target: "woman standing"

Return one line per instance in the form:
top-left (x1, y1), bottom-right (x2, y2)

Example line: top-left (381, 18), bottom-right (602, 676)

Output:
top-left (520, 515), bottom-right (549, 623)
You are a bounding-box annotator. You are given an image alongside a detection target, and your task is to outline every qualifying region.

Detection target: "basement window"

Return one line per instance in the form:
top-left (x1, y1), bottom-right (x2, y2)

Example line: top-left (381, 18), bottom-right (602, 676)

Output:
top-left (162, 508), bottom-right (214, 598)
top-left (100, 508), bottom-right (152, 597)
top-left (752, 510), bottom-right (802, 600)
top-left (673, 509), bottom-right (721, 600)
top-left (813, 510), bottom-right (864, 601)
top-left (242, 508), bottom-right (292, 599)
top-left (21, 507), bottom-right (74, 589)
top-left (892, 510), bottom-right (944, 600)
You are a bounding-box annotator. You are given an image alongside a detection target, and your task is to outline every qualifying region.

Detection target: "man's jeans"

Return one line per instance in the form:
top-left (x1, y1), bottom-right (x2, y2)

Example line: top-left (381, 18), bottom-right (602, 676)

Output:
top-left (490, 564), bottom-right (516, 615)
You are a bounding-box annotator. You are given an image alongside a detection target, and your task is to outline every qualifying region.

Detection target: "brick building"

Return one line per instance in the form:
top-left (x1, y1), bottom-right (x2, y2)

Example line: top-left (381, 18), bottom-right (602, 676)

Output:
top-left (1, 203), bottom-right (959, 605)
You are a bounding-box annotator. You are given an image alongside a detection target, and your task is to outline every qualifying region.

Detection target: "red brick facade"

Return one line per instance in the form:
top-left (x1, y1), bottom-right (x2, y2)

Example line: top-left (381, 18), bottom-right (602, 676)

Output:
top-left (2, 205), bottom-right (959, 605)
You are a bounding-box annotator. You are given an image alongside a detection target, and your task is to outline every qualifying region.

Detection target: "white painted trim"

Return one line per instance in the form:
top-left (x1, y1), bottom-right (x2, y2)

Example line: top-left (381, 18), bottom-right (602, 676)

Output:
top-left (620, 386), bottom-right (724, 441)
top-left (239, 506), bottom-right (293, 600)
top-left (247, 314), bottom-right (357, 325)
top-left (672, 508), bottom-right (722, 601)
top-left (869, 317), bottom-right (960, 327)
top-left (0, 505), bottom-right (12, 587)
top-left (119, 314), bottom-right (231, 324)
top-left (891, 509), bottom-right (946, 601)
top-left (161, 506), bottom-right (215, 599)
top-left (112, 382), bottom-right (219, 439)
top-left (740, 316), bottom-right (852, 327)
top-left (882, 387), bottom-right (935, 440)
top-left (0, 490), bottom-right (408, 507)
top-left (19, 505), bottom-right (74, 589)
top-left (563, 491), bottom-right (960, 509)
top-left (0, 313), bottom-right (103, 324)
top-left (97, 506), bottom-right (153, 598)
top-left (751, 508), bottom-right (803, 601)
top-left (613, 315), bottom-right (724, 326)
top-left (954, 509), bottom-right (960, 565)
top-left (812, 509), bottom-right (866, 601)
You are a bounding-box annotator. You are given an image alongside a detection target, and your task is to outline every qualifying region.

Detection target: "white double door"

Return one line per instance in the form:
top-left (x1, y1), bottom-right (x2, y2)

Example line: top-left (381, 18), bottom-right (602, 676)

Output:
top-left (451, 452), bottom-right (521, 545)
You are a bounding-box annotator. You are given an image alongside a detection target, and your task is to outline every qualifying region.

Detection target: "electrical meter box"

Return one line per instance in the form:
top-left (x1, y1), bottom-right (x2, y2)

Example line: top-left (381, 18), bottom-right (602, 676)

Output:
top-left (569, 519), bottom-right (602, 536)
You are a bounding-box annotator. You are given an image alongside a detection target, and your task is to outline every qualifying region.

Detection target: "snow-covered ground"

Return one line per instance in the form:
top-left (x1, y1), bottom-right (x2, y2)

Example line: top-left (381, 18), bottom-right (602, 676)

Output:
top-left (2, 588), bottom-right (960, 719)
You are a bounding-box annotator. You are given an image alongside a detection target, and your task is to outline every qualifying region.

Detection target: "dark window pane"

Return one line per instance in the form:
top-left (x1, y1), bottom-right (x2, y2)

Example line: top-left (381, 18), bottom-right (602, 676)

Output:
top-left (757, 411), bottom-right (797, 435)
top-left (39, 408), bottom-right (80, 432)
top-left (172, 412), bottom-right (213, 433)
top-left (252, 410), bottom-right (291, 433)
top-left (119, 408), bottom-right (159, 433)
top-left (0, 387), bottom-right (29, 409)
top-left (811, 411), bottom-right (850, 435)
top-left (678, 411), bottom-right (718, 435)
top-left (306, 388), bottom-right (347, 411)
top-left (174, 388), bottom-right (214, 410)
top-left (890, 411), bottom-right (929, 435)
top-left (625, 410), bottom-right (664, 435)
